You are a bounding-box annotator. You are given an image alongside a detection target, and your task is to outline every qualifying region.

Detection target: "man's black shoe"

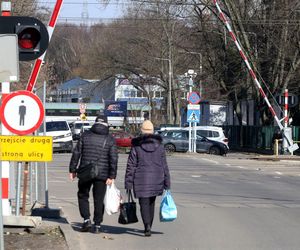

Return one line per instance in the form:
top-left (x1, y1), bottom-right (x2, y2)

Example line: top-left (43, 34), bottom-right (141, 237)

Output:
top-left (93, 225), bottom-right (101, 234)
top-left (80, 220), bottom-right (92, 232)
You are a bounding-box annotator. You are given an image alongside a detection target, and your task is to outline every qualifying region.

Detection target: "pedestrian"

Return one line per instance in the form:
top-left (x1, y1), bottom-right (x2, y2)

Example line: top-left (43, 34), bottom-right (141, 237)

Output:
top-left (69, 115), bottom-right (118, 234)
top-left (272, 129), bottom-right (283, 154)
top-left (125, 120), bottom-right (171, 237)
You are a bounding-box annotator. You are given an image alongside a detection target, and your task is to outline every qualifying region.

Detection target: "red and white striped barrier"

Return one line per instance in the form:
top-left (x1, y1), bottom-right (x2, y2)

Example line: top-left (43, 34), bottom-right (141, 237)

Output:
top-left (26, 0), bottom-right (64, 92)
top-left (213, 0), bottom-right (300, 152)
top-left (213, 0), bottom-right (283, 130)
top-left (284, 89), bottom-right (288, 128)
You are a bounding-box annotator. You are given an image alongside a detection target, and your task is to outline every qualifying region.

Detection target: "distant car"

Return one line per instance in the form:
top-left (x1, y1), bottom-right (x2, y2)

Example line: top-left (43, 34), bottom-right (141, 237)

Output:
top-left (183, 126), bottom-right (228, 146)
top-left (111, 131), bottom-right (133, 148)
top-left (39, 120), bottom-right (73, 153)
top-left (158, 125), bottom-right (228, 146)
top-left (71, 121), bottom-right (91, 140)
top-left (160, 129), bottom-right (228, 155)
top-left (79, 125), bottom-right (92, 137)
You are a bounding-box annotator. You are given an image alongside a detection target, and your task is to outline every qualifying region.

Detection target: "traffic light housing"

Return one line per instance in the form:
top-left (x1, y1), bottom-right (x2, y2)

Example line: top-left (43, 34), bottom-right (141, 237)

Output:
top-left (0, 16), bottom-right (49, 61)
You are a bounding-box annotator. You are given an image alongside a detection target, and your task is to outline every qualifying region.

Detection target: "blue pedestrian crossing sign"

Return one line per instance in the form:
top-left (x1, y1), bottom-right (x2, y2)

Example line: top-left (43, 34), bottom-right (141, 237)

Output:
top-left (187, 104), bottom-right (200, 122)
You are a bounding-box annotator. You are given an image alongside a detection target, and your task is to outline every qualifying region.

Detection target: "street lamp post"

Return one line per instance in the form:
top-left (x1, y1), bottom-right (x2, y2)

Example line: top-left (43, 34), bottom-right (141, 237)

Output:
top-left (155, 57), bottom-right (173, 124)
top-left (168, 58), bottom-right (172, 124)
top-left (181, 51), bottom-right (203, 98)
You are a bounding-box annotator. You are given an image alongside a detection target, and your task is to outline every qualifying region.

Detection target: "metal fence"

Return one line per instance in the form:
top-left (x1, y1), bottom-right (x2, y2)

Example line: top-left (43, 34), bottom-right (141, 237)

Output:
top-left (223, 125), bottom-right (300, 153)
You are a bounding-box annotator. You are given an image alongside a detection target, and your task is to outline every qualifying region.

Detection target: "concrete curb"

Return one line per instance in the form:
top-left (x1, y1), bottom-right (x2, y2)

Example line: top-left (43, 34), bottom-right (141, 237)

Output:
top-left (60, 221), bottom-right (81, 250)
top-left (180, 152), bottom-right (300, 162)
top-left (3, 215), bottom-right (42, 227)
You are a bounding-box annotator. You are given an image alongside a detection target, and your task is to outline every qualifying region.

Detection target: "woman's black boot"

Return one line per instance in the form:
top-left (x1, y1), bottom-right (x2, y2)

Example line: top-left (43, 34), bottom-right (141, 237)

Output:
top-left (144, 224), bottom-right (151, 237)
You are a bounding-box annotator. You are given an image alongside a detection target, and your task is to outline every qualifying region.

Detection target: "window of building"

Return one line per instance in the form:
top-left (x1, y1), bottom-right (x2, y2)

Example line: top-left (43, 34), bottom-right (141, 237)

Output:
top-left (131, 91), bottom-right (136, 97)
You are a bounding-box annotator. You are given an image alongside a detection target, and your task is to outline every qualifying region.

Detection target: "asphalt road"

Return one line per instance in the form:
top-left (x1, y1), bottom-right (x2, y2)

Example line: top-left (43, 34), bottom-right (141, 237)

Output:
top-left (48, 153), bottom-right (300, 250)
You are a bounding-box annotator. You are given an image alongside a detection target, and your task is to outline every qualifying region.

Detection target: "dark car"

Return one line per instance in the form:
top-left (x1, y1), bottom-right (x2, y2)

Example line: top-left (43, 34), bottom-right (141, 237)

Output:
top-left (160, 130), bottom-right (228, 155)
top-left (111, 131), bottom-right (133, 148)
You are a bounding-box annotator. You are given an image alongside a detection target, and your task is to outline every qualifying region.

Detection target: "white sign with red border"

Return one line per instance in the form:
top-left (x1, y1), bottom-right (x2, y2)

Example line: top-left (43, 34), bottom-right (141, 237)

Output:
top-left (0, 90), bottom-right (44, 135)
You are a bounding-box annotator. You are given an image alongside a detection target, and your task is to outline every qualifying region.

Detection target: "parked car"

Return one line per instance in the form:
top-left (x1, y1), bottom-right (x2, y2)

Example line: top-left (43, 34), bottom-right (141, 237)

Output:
top-left (39, 120), bottom-right (73, 153)
top-left (79, 125), bottom-right (92, 137)
top-left (111, 131), bottom-right (133, 148)
top-left (157, 125), bottom-right (228, 146)
top-left (160, 129), bottom-right (228, 155)
top-left (183, 126), bottom-right (228, 146)
top-left (71, 121), bottom-right (91, 140)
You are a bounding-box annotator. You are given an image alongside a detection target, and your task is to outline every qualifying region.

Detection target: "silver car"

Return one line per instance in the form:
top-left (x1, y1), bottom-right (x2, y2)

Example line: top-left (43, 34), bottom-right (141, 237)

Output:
top-left (160, 130), bottom-right (228, 155)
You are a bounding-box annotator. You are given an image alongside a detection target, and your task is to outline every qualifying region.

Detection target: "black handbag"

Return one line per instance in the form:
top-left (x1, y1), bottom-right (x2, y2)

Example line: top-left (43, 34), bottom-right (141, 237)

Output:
top-left (76, 137), bottom-right (107, 182)
top-left (118, 190), bottom-right (138, 224)
top-left (76, 162), bottom-right (98, 182)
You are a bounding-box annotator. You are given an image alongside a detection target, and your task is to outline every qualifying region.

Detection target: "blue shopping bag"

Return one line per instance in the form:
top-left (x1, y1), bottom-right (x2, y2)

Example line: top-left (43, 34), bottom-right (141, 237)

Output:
top-left (160, 190), bottom-right (177, 222)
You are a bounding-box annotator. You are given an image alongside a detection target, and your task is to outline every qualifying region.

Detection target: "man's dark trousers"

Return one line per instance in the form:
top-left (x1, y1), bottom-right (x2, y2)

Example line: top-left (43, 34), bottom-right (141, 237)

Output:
top-left (78, 179), bottom-right (106, 225)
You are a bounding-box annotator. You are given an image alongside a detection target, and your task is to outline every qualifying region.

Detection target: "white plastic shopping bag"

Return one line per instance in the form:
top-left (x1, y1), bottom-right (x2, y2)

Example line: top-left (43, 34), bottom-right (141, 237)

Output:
top-left (104, 183), bottom-right (121, 215)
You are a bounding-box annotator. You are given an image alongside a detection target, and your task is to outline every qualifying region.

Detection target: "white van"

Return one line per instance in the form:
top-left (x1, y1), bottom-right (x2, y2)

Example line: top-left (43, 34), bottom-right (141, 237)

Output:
top-left (40, 120), bottom-right (73, 153)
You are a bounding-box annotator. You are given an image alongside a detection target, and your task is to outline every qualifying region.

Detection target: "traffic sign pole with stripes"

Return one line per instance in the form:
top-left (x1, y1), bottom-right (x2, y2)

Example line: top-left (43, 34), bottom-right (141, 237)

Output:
top-left (26, 0), bottom-right (64, 92)
top-left (1, 0), bottom-right (12, 217)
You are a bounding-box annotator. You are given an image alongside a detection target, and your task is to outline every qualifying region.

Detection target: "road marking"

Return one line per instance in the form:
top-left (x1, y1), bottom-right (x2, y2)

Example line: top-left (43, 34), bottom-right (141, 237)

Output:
top-left (202, 158), bottom-right (219, 164)
top-left (275, 171), bottom-right (283, 175)
top-left (191, 175), bottom-right (201, 178)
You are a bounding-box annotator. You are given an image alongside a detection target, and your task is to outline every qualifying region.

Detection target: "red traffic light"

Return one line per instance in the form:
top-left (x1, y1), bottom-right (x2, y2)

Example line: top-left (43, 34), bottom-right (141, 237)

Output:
top-left (18, 26), bottom-right (41, 50)
top-left (0, 16), bottom-right (49, 61)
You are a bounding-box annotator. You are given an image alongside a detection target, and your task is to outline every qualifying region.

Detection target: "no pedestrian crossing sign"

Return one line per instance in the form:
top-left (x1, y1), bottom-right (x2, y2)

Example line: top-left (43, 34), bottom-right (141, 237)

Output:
top-left (187, 104), bottom-right (200, 123)
top-left (0, 90), bottom-right (44, 135)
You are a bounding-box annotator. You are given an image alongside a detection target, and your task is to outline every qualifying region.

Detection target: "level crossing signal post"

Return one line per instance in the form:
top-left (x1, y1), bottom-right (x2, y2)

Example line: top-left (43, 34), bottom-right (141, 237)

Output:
top-left (214, 0), bottom-right (298, 154)
top-left (0, 5), bottom-right (50, 242)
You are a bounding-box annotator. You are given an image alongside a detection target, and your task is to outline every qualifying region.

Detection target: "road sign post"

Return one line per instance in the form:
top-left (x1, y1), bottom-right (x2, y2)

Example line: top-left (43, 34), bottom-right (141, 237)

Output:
top-left (187, 104), bottom-right (200, 153)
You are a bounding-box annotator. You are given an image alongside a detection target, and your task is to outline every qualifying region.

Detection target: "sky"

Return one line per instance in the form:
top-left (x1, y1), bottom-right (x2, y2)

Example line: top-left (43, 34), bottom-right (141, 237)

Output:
top-left (39, 0), bottom-right (127, 24)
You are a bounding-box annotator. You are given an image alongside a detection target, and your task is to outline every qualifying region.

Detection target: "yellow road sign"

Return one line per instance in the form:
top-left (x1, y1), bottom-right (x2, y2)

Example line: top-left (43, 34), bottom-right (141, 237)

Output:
top-left (0, 135), bottom-right (53, 162)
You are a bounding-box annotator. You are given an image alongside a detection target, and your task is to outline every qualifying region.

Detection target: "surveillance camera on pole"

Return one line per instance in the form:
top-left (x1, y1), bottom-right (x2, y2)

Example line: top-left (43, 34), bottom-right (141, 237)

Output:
top-left (0, 16), bottom-right (49, 61)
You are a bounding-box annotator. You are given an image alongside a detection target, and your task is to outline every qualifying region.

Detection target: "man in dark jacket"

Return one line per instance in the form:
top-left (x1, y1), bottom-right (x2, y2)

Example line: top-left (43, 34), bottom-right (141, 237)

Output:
top-left (69, 115), bottom-right (118, 233)
top-left (125, 120), bottom-right (171, 237)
